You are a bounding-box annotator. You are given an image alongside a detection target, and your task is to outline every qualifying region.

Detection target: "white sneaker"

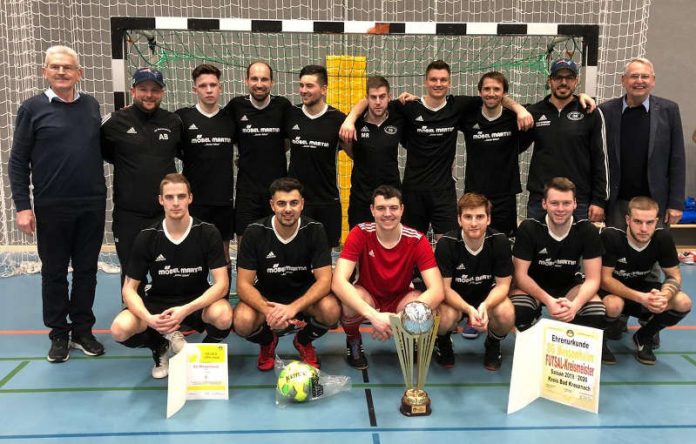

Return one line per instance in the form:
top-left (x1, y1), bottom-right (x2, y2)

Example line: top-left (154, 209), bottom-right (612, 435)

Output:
top-left (165, 331), bottom-right (187, 354)
top-left (151, 343), bottom-right (169, 379)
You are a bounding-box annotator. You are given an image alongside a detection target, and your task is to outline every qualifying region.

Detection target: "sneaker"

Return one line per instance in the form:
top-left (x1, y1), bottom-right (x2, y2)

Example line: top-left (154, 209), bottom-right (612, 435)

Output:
top-left (678, 251), bottom-right (695, 265)
top-left (257, 334), bottom-right (278, 372)
top-left (346, 337), bottom-right (368, 369)
top-left (461, 322), bottom-right (479, 340)
top-left (293, 335), bottom-right (320, 369)
top-left (434, 335), bottom-right (455, 368)
top-left (632, 331), bottom-right (657, 365)
top-left (164, 331), bottom-right (187, 354)
top-left (70, 333), bottom-right (105, 356)
top-left (602, 340), bottom-right (617, 365)
top-left (151, 342), bottom-right (170, 379)
top-left (47, 337), bottom-right (70, 363)
top-left (638, 319), bottom-right (660, 350)
top-left (483, 338), bottom-right (502, 371)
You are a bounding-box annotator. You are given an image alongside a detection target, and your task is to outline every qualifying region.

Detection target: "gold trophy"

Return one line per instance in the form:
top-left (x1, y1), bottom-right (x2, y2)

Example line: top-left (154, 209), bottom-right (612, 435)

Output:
top-left (390, 301), bottom-right (440, 416)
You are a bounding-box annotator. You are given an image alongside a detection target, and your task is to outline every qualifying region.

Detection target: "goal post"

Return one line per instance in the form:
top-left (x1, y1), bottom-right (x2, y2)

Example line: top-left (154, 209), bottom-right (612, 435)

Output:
top-left (109, 17), bottom-right (599, 244)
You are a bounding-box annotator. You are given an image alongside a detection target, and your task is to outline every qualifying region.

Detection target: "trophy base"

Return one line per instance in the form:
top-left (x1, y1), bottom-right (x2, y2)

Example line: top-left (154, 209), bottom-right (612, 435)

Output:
top-left (400, 388), bottom-right (431, 417)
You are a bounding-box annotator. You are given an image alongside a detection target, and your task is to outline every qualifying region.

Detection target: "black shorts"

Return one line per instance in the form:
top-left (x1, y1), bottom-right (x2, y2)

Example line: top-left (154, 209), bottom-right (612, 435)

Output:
top-left (402, 185), bottom-right (458, 235)
top-left (143, 298), bottom-right (206, 332)
top-left (235, 189), bottom-right (273, 236)
top-left (600, 281), bottom-right (661, 320)
top-left (489, 194), bottom-right (518, 237)
top-left (348, 194), bottom-right (373, 229)
top-left (189, 204), bottom-right (234, 240)
top-left (303, 201), bottom-right (342, 248)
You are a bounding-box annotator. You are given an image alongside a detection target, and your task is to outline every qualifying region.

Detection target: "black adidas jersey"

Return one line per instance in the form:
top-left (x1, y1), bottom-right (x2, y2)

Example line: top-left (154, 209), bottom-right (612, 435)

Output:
top-left (126, 217), bottom-right (226, 306)
top-left (237, 216), bottom-right (332, 303)
top-left (513, 217), bottom-right (603, 293)
top-left (224, 95), bottom-right (291, 193)
top-left (101, 106), bottom-right (182, 215)
top-left (286, 104), bottom-right (346, 203)
top-left (601, 227), bottom-right (679, 287)
top-left (350, 102), bottom-right (405, 203)
top-left (435, 228), bottom-right (512, 304)
top-left (459, 107), bottom-right (530, 197)
top-left (392, 95), bottom-right (481, 190)
top-left (175, 106), bottom-right (235, 206)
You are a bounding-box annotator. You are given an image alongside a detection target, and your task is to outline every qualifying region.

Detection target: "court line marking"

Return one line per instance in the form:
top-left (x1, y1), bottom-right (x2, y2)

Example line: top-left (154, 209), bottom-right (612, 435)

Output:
top-left (3, 380), bottom-right (696, 394)
top-left (0, 361), bottom-right (28, 388)
top-left (3, 424), bottom-right (696, 440)
top-left (682, 354), bottom-right (696, 367)
top-left (2, 349), bottom-right (696, 362)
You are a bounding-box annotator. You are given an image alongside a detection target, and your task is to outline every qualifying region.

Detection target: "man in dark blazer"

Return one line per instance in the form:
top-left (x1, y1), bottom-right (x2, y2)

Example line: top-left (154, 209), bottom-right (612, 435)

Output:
top-left (599, 57), bottom-right (685, 228)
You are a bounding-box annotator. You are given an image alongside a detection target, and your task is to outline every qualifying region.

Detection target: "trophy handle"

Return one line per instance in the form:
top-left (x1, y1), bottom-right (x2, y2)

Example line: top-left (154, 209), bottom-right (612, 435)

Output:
top-left (415, 315), bottom-right (440, 389)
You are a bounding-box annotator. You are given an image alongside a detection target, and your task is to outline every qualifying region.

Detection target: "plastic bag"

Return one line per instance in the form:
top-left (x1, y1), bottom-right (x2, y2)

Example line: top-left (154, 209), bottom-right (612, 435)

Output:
top-left (274, 357), bottom-right (351, 406)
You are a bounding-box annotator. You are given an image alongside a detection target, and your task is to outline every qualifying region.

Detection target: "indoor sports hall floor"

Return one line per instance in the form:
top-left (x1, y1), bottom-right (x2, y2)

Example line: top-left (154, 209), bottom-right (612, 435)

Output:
top-left (1, 267), bottom-right (695, 443)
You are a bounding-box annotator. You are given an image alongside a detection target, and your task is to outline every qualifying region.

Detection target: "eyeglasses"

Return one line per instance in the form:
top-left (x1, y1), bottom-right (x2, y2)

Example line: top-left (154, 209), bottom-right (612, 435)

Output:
top-left (46, 64), bottom-right (78, 73)
top-left (627, 74), bottom-right (652, 81)
top-left (551, 74), bottom-right (577, 81)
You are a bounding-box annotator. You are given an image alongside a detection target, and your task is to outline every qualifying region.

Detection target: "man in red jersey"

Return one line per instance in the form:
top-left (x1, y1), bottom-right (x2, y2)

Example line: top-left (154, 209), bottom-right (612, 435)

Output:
top-left (332, 185), bottom-right (444, 369)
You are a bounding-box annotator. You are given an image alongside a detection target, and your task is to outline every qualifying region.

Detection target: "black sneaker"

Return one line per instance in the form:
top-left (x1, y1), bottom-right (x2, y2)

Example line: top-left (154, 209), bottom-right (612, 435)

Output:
top-left (345, 338), bottom-right (368, 369)
top-left (47, 337), bottom-right (70, 363)
top-left (483, 338), bottom-right (502, 371)
top-left (71, 333), bottom-right (105, 356)
top-left (633, 331), bottom-right (657, 365)
top-left (434, 335), bottom-right (455, 368)
top-left (602, 340), bottom-right (617, 365)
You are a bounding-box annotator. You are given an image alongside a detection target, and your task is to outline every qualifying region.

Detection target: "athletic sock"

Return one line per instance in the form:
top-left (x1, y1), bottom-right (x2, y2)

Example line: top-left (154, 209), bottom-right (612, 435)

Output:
top-left (246, 323), bottom-right (274, 346)
top-left (574, 301), bottom-right (606, 329)
top-left (295, 317), bottom-right (333, 345)
top-left (340, 313), bottom-right (364, 341)
top-left (638, 309), bottom-right (691, 340)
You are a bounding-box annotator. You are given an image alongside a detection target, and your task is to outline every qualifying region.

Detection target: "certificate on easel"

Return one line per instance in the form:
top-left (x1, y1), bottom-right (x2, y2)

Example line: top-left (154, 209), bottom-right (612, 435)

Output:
top-left (508, 319), bottom-right (602, 414)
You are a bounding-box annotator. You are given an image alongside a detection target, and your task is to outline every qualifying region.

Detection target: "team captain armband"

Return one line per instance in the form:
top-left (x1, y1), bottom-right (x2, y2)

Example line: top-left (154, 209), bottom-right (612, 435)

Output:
top-left (661, 276), bottom-right (681, 298)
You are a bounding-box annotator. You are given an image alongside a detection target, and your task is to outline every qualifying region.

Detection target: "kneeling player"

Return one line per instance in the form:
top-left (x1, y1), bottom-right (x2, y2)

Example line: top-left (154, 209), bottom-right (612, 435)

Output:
top-left (511, 178), bottom-right (608, 357)
top-left (332, 185), bottom-right (444, 369)
top-left (234, 177), bottom-right (340, 370)
top-left (435, 193), bottom-right (515, 370)
top-left (601, 197), bottom-right (692, 365)
top-left (110, 173), bottom-right (233, 379)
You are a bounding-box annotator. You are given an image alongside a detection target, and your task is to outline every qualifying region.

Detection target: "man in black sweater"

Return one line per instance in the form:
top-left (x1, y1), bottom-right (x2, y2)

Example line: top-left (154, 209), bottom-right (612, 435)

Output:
top-left (9, 45), bottom-right (107, 363)
top-left (101, 68), bottom-right (183, 290)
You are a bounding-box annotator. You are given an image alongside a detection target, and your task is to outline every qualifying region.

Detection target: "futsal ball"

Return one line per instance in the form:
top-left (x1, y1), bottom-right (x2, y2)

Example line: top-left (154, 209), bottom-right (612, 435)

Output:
top-left (276, 360), bottom-right (317, 402)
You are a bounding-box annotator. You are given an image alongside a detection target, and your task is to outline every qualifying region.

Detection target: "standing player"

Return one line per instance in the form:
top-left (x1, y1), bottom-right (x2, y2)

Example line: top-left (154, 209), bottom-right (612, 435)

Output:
top-left (600, 197), bottom-right (691, 364)
top-left (343, 75), bottom-right (404, 227)
top-left (525, 58), bottom-right (608, 222)
top-left (101, 68), bottom-right (183, 288)
top-left (9, 45), bottom-right (106, 362)
top-left (286, 64), bottom-right (348, 248)
top-left (510, 178), bottom-right (607, 341)
top-left (224, 61), bottom-right (292, 241)
top-left (435, 193), bottom-right (515, 370)
top-left (234, 177), bottom-right (340, 370)
top-left (176, 64), bottom-right (235, 288)
top-left (341, 60), bottom-right (532, 239)
top-left (459, 72), bottom-right (533, 237)
top-left (332, 185), bottom-right (444, 369)
top-left (110, 173), bottom-right (233, 379)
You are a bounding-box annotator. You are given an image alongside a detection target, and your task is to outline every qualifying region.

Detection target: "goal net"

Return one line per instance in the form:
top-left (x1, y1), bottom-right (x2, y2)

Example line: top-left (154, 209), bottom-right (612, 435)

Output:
top-left (0, 1), bottom-right (652, 277)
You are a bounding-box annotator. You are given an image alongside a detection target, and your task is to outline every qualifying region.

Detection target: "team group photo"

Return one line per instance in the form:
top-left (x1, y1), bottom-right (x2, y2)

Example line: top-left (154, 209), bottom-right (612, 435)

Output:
top-left (0, 1), bottom-right (695, 442)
